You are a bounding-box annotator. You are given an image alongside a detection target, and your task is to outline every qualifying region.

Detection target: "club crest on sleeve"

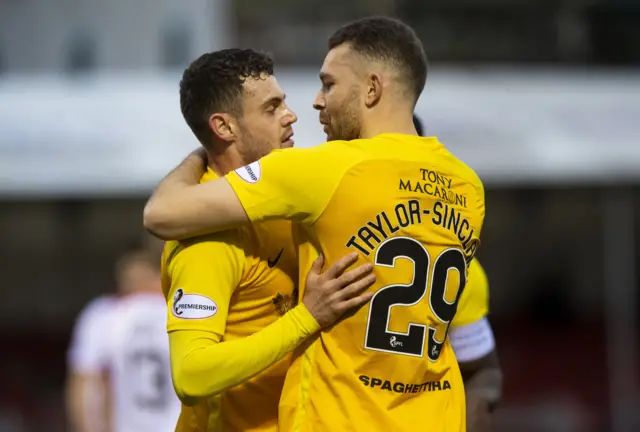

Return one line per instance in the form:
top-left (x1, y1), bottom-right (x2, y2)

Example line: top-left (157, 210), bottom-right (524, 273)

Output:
top-left (235, 161), bottom-right (261, 184)
top-left (172, 288), bottom-right (218, 319)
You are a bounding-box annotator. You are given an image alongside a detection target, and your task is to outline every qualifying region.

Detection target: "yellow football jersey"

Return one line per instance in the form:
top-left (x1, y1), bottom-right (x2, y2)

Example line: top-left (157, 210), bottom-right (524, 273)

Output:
top-left (226, 134), bottom-right (485, 432)
top-left (452, 259), bottom-right (489, 328)
top-left (448, 260), bottom-right (495, 365)
top-left (161, 168), bottom-right (298, 432)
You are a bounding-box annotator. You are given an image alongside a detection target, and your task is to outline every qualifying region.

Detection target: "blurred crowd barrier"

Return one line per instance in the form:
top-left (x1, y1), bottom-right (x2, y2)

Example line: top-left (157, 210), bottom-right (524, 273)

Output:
top-left (1, 68), bottom-right (638, 194)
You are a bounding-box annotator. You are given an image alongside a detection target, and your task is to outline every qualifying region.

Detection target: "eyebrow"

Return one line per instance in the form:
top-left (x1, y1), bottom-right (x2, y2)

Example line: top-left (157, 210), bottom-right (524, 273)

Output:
top-left (319, 72), bottom-right (333, 81)
top-left (261, 94), bottom-right (285, 108)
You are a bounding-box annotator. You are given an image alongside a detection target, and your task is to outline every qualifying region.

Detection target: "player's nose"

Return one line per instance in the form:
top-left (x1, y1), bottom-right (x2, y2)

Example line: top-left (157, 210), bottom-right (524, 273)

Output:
top-left (313, 91), bottom-right (325, 111)
top-left (282, 104), bottom-right (297, 126)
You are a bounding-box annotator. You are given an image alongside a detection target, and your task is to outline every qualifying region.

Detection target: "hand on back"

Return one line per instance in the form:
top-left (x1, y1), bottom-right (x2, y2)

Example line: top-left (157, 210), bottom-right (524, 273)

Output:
top-left (303, 253), bottom-right (375, 328)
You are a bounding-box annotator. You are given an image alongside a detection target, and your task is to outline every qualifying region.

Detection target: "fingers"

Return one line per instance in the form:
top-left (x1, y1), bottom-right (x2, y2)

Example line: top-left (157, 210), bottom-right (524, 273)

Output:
top-left (339, 291), bottom-right (374, 312)
top-left (336, 262), bottom-right (373, 288)
top-left (324, 252), bottom-right (359, 279)
top-left (305, 255), bottom-right (325, 284)
top-left (337, 273), bottom-right (376, 301)
top-left (310, 254), bottom-right (324, 274)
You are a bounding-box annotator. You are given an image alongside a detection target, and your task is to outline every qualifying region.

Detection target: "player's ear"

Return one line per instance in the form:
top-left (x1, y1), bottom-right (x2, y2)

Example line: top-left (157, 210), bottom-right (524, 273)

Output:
top-left (365, 73), bottom-right (383, 108)
top-left (209, 113), bottom-right (236, 142)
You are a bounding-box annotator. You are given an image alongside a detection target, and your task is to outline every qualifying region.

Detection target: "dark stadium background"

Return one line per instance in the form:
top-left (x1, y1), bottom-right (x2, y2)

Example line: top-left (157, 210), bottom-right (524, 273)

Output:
top-left (0, 1), bottom-right (639, 431)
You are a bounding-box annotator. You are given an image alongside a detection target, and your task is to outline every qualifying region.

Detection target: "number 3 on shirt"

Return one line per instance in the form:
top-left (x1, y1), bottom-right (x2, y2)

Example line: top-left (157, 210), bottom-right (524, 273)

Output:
top-left (364, 236), bottom-right (467, 361)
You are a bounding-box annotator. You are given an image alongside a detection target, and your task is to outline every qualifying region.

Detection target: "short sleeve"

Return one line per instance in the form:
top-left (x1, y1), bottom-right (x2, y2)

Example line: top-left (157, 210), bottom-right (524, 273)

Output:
top-left (225, 143), bottom-right (358, 225)
top-left (165, 231), bottom-right (245, 336)
top-left (67, 297), bottom-right (114, 373)
top-left (451, 259), bottom-right (489, 328)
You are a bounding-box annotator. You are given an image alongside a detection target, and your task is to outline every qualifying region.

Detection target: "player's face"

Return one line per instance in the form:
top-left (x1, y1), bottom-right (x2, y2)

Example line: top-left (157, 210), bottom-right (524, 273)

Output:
top-left (314, 44), bottom-right (363, 141)
top-left (236, 74), bottom-right (297, 163)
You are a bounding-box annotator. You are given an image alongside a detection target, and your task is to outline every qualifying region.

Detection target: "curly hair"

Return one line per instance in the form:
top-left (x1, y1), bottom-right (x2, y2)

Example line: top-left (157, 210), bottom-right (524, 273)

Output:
top-left (179, 49), bottom-right (274, 145)
top-left (328, 17), bottom-right (427, 105)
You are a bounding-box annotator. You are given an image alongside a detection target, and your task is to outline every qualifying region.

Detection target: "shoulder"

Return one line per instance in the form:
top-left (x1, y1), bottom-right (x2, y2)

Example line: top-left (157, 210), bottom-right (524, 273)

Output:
top-left (69, 295), bottom-right (117, 360)
top-left (259, 140), bottom-right (366, 169)
top-left (439, 144), bottom-right (484, 192)
top-left (466, 260), bottom-right (489, 303)
top-left (163, 230), bottom-right (246, 268)
top-left (452, 259), bottom-right (490, 327)
top-left (436, 141), bottom-right (482, 178)
top-left (309, 139), bottom-right (369, 161)
top-left (75, 295), bottom-right (116, 327)
top-left (84, 294), bottom-right (116, 313)
top-left (113, 294), bottom-right (166, 325)
top-left (468, 259), bottom-right (488, 282)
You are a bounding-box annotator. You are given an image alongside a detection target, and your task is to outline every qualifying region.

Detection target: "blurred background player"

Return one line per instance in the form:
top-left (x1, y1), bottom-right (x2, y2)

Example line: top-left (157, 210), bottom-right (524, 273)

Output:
top-left (163, 49), bottom-right (374, 432)
top-left (66, 239), bottom-right (151, 432)
top-left (66, 290), bottom-right (117, 432)
top-left (66, 249), bottom-right (179, 432)
top-left (414, 114), bottom-right (502, 432)
top-left (450, 261), bottom-right (502, 432)
top-left (104, 249), bottom-right (180, 432)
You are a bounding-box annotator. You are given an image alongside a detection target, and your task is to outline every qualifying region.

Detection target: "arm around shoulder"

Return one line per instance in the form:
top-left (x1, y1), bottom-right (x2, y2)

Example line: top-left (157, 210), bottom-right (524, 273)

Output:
top-left (224, 145), bottom-right (352, 225)
top-left (144, 149), bottom-right (249, 240)
top-left (144, 177), bottom-right (249, 240)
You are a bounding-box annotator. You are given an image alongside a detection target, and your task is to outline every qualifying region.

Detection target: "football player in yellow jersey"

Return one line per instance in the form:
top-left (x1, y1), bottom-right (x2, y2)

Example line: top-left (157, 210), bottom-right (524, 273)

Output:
top-left (449, 261), bottom-right (502, 432)
top-left (162, 49), bottom-right (375, 432)
top-left (414, 115), bottom-right (502, 431)
top-left (146, 17), bottom-right (485, 432)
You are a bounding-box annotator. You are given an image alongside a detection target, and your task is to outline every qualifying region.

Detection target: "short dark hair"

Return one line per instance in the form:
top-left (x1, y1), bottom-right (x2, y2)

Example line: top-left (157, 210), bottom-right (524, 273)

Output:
top-left (179, 49), bottom-right (274, 144)
top-left (413, 114), bottom-right (424, 136)
top-left (328, 17), bottom-right (427, 105)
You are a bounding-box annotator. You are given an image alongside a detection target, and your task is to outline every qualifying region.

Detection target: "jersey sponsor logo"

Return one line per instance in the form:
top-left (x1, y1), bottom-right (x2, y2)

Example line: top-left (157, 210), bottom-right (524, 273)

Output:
top-left (389, 336), bottom-right (403, 348)
top-left (235, 161), bottom-right (261, 184)
top-left (267, 248), bottom-right (284, 268)
top-left (172, 288), bottom-right (217, 319)
top-left (399, 168), bottom-right (468, 208)
top-left (358, 374), bottom-right (452, 394)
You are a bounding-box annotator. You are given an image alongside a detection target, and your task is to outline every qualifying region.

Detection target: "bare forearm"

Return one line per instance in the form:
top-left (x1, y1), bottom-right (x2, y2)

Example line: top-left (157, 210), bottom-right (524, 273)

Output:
top-left (144, 150), bottom-right (207, 239)
top-left (461, 351), bottom-right (503, 432)
top-left (66, 376), bottom-right (87, 432)
top-left (66, 374), bottom-right (109, 432)
top-left (465, 366), bottom-right (502, 409)
top-left (465, 369), bottom-right (502, 432)
top-left (102, 372), bottom-right (113, 432)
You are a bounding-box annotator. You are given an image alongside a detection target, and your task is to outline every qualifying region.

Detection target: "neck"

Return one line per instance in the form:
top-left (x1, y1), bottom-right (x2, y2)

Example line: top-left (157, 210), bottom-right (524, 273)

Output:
top-left (359, 104), bottom-right (417, 139)
top-left (130, 286), bottom-right (161, 295)
top-left (206, 144), bottom-right (246, 176)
